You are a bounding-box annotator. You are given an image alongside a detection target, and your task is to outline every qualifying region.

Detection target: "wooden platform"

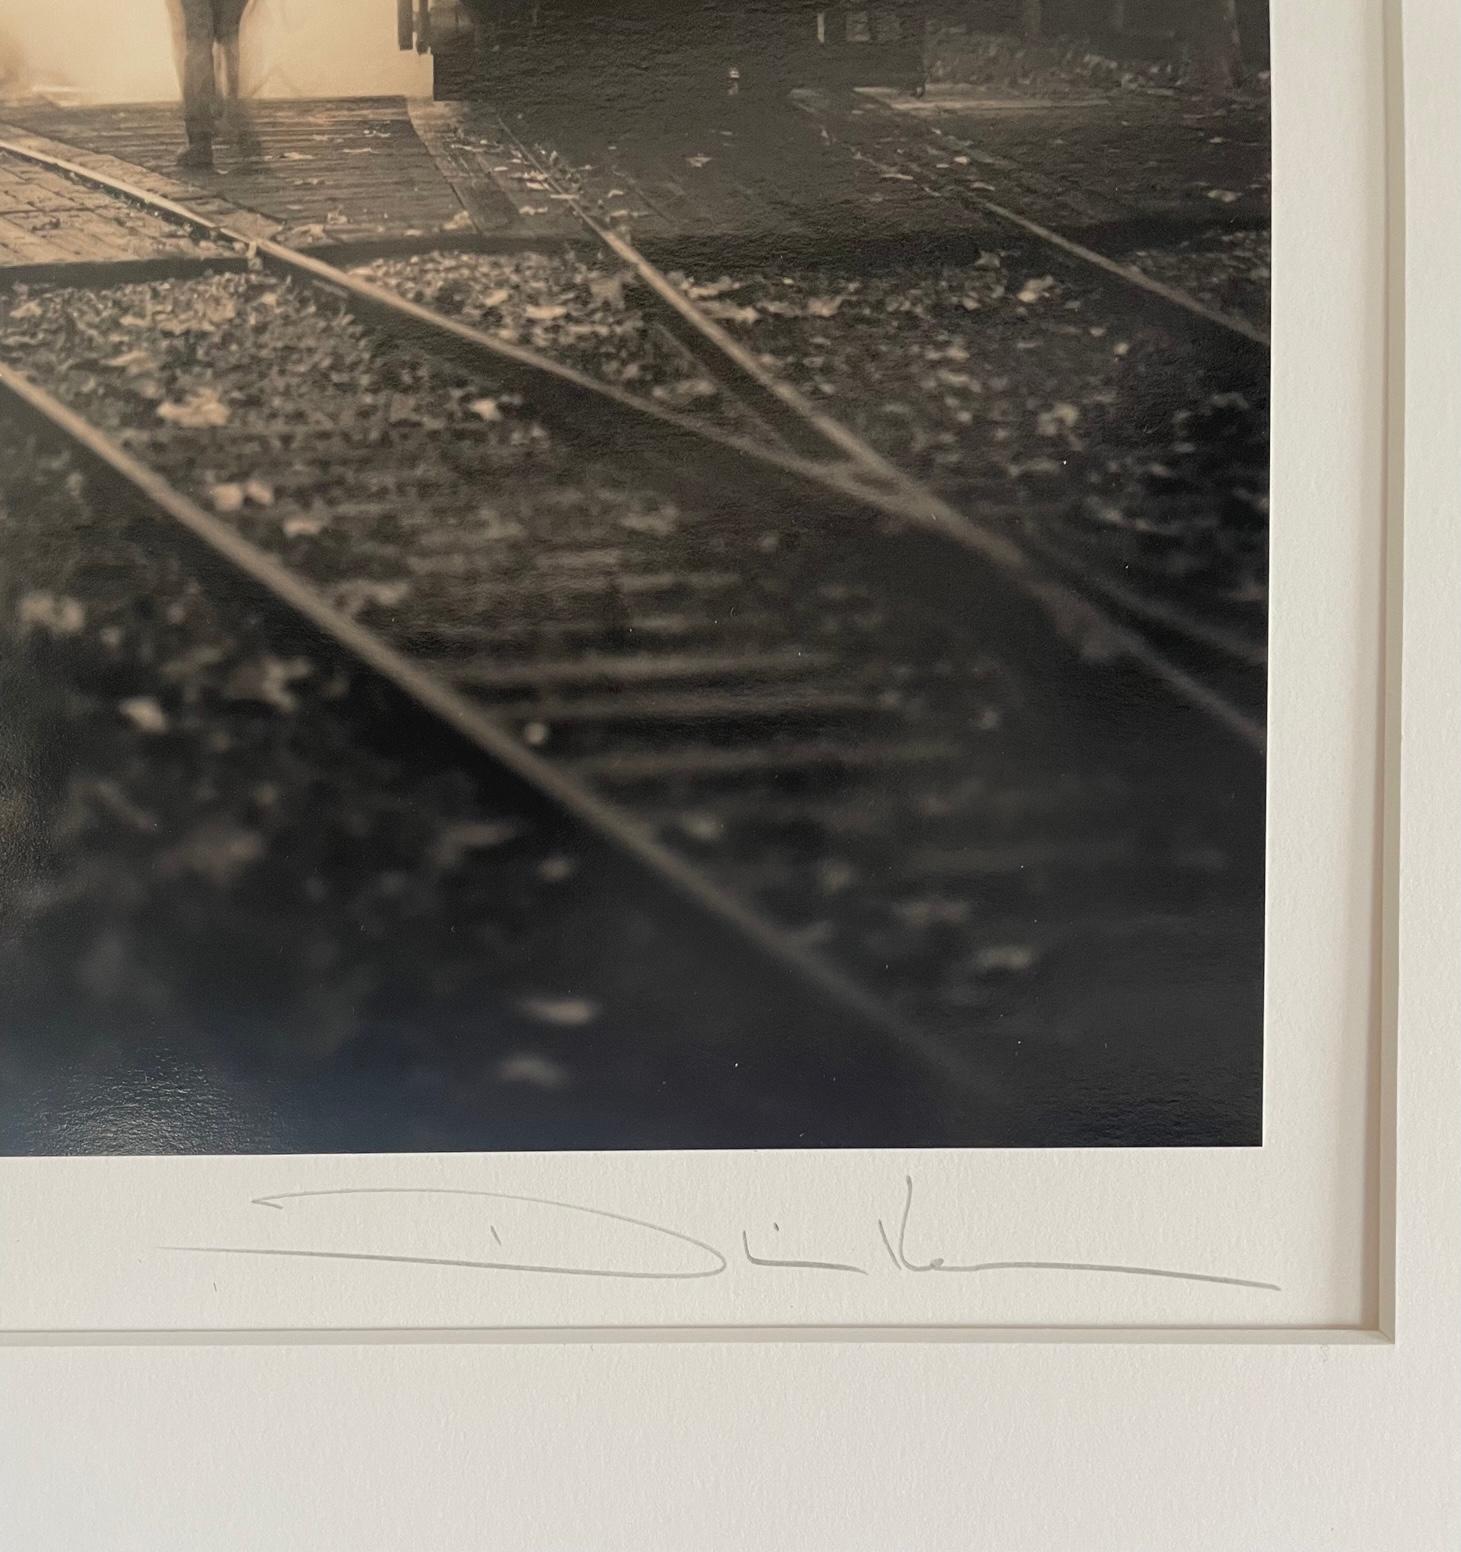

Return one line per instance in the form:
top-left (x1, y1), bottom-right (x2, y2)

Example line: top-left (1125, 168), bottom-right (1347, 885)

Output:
top-left (0, 86), bottom-right (1268, 278)
top-left (3, 91), bottom-right (981, 259)
top-left (0, 147), bottom-right (230, 274)
top-left (0, 98), bottom-right (472, 248)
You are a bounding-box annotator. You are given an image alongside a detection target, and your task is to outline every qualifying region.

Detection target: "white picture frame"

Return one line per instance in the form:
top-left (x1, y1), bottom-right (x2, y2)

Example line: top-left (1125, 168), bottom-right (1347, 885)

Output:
top-left (2, 0), bottom-right (1457, 1543)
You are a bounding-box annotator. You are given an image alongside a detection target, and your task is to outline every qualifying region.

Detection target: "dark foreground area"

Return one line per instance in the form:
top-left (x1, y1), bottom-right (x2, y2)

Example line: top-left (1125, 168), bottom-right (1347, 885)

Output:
top-left (2, 436), bottom-right (990, 1153)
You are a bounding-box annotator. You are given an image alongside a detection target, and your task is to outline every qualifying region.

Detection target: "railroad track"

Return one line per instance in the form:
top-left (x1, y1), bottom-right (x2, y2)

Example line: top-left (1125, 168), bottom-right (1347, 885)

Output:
top-left (788, 91), bottom-right (1272, 678)
top-left (486, 102), bottom-right (1269, 719)
top-left (0, 138), bottom-right (1266, 1139)
top-left (0, 432), bottom-right (965, 1151)
top-left (1, 123), bottom-right (1268, 735)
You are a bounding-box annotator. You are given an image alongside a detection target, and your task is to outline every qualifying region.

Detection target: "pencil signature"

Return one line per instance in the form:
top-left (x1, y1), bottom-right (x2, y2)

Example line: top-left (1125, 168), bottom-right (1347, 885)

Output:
top-left (165, 1176), bottom-right (1279, 1291)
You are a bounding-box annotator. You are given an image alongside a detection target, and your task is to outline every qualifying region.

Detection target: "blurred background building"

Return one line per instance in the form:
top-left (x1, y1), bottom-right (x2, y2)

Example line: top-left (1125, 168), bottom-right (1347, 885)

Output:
top-left (0, 0), bottom-right (430, 104)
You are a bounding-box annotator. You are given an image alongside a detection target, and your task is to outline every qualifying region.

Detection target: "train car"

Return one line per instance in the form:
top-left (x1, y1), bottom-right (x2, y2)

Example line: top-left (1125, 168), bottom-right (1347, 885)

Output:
top-left (398, 0), bottom-right (928, 101)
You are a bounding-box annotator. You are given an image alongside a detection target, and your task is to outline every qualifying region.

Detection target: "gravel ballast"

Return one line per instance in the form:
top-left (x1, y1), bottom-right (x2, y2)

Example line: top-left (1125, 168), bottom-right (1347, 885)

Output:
top-left (0, 263), bottom-right (1263, 1144)
top-left (668, 251), bottom-right (1269, 611)
top-left (350, 239), bottom-right (1268, 615)
top-left (0, 432), bottom-right (942, 1152)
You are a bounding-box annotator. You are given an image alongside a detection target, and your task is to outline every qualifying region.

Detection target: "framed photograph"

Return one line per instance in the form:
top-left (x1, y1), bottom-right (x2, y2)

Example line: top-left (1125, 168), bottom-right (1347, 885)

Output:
top-left (1, 0), bottom-right (1455, 1544)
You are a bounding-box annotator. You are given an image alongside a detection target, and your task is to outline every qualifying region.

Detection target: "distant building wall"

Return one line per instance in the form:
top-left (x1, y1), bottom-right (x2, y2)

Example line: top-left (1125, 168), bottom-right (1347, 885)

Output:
top-left (0, 0), bottom-right (431, 101)
top-left (928, 0), bottom-right (1268, 68)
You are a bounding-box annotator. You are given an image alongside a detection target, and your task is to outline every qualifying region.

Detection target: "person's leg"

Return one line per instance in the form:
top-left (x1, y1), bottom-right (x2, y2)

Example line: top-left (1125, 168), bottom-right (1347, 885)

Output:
top-left (164, 0), bottom-right (186, 83)
top-left (170, 0), bottom-right (220, 167)
top-left (213, 0), bottom-right (262, 160)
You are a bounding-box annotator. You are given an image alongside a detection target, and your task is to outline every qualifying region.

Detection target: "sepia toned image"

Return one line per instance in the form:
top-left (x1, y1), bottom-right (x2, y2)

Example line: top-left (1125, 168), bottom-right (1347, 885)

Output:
top-left (0, 0), bottom-right (1269, 1153)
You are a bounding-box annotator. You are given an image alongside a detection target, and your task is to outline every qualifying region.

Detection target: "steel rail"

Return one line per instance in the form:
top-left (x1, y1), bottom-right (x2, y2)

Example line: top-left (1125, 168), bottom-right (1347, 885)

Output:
top-left (823, 94), bottom-right (1272, 352)
top-left (493, 119), bottom-right (1270, 741)
top-left (497, 117), bottom-right (920, 475)
top-left (956, 187), bottom-right (1271, 350)
top-left (0, 133), bottom-right (1264, 748)
top-left (1018, 524), bottom-right (1267, 670)
top-left (0, 357), bottom-right (1002, 1101)
top-left (0, 135), bottom-right (1060, 607)
top-left (798, 106), bottom-right (1272, 672)
top-left (0, 132), bottom-right (1037, 557)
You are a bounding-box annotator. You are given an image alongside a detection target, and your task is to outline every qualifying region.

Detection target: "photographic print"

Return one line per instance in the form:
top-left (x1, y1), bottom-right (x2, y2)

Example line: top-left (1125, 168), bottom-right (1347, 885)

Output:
top-left (0, 0), bottom-right (1269, 1154)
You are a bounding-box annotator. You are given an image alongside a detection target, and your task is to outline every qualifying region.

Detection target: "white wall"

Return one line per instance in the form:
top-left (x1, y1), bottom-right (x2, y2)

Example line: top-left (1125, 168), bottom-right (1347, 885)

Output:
top-left (0, 0), bottom-right (431, 101)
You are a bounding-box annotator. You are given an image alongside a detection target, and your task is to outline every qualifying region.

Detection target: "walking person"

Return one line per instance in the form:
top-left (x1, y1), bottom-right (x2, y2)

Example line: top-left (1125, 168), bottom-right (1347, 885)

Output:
top-left (166, 0), bottom-right (262, 170)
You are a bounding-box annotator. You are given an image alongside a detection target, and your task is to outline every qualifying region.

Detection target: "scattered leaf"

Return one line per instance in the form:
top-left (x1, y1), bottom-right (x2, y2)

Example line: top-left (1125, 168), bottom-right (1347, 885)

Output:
top-left (224, 655), bottom-right (313, 714)
top-left (119, 697), bottom-right (169, 734)
top-left (517, 996), bottom-right (600, 1028)
top-left (496, 1053), bottom-right (571, 1090)
top-left (818, 859), bottom-right (858, 896)
top-left (331, 580), bottom-right (410, 618)
top-left (100, 348), bottom-right (158, 372)
top-left (16, 591), bottom-right (84, 637)
top-left (894, 897), bottom-right (971, 930)
top-left (157, 389), bottom-right (229, 428)
top-left (537, 854), bottom-right (577, 883)
top-left (619, 510), bottom-right (677, 537)
top-left (650, 375), bottom-right (717, 408)
top-left (208, 483), bottom-right (246, 513)
top-left (158, 823), bottom-right (265, 888)
top-left (160, 643), bottom-right (226, 680)
top-left (701, 300), bottom-right (760, 325)
top-left (1036, 402), bottom-right (1081, 437)
top-left (1007, 456), bottom-right (1063, 478)
top-left (157, 296), bottom-right (237, 334)
top-left (973, 944), bottom-right (1038, 976)
top-left (429, 819), bottom-right (524, 870)
top-left (475, 509), bottom-right (525, 541)
top-left (677, 812), bottom-right (724, 844)
top-left (1081, 498), bottom-right (1127, 527)
top-left (685, 276), bottom-right (742, 300)
top-left (586, 273), bottom-right (626, 310)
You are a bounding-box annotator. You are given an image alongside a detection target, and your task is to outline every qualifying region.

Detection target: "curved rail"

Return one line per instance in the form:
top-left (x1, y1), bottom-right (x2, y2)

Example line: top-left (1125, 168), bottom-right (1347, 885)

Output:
top-left (816, 91), bottom-right (1271, 353)
top-left (491, 119), bottom-right (1269, 749)
top-left (0, 131), bottom-right (1263, 749)
top-left (0, 130), bottom-right (1271, 1110)
top-left (0, 356), bottom-right (993, 1096)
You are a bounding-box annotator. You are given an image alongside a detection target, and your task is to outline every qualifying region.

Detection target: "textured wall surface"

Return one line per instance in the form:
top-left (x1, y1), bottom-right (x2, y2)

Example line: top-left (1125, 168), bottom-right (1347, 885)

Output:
top-left (0, 0), bottom-right (430, 102)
